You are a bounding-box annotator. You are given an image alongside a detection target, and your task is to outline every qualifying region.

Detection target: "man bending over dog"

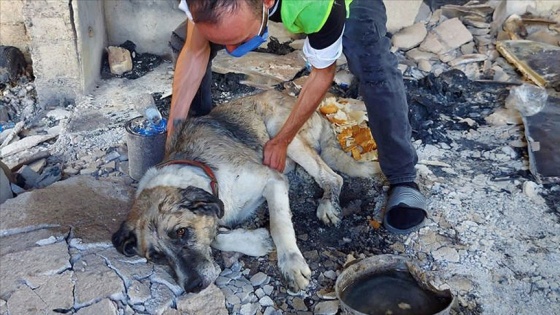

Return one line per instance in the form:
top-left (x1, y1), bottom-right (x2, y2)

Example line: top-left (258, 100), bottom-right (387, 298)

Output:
top-left (168, 0), bottom-right (427, 233)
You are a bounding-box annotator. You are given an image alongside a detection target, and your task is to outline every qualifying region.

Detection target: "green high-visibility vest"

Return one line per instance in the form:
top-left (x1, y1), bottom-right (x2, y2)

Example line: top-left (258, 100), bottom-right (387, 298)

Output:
top-left (281, 0), bottom-right (352, 34)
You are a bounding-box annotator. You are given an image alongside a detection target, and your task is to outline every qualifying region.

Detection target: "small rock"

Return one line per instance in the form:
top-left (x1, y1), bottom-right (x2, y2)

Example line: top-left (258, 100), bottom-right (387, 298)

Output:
top-left (420, 18), bottom-right (473, 54)
top-left (323, 270), bottom-right (337, 280)
top-left (239, 302), bottom-right (259, 315)
top-left (418, 59), bottom-right (432, 72)
top-left (35, 236), bottom-right (57, 246)
top-left (250, 272), bottom-right (268, 286)
top-left (432, 246), bottom-right (461, 263)
top-left (291, 297), bottom-right (308, 311)
top-left (314, 300), bottom-right (339, 315)
top-left (262, 285), bottom-right (274, 295)
top-left (406, 48), bottom-right (436, 62)
top-left (522, 181), bottom-right (539, 199)
top-left (392, 22), bottom-right (428, 50)
top-left (75, 299), bottom-right (118, 315)
top-left (106, 46), bottom-right (133, 75)
top-left (259, 296), bottom-right (275, 307)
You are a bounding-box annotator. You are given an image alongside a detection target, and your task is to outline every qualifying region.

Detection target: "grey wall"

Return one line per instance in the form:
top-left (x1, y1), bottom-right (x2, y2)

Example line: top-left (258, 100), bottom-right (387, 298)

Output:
top-left (103, 0), bottom-right (186, 58)
top-left (75, 0), bottom-right (107, 95)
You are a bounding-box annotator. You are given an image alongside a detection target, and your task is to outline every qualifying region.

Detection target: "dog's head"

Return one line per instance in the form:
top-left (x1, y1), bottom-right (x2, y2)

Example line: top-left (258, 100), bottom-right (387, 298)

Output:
top-left (112, 185), bottom-right (224, 293)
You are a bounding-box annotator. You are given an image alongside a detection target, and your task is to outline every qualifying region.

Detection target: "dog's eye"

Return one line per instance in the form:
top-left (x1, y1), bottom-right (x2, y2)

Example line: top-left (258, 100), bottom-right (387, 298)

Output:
top-left (168, 227), bottom-right (190, 240)
top-left (177, 228), bottom-right (186, 238)
top-left (176, 227), bottom-right (190, 240)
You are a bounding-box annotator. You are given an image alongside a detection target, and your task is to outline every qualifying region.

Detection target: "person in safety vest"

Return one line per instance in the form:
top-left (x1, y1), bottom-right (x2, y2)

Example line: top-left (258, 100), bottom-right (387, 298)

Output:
top-left (167, 0), bottom-right (427, 234)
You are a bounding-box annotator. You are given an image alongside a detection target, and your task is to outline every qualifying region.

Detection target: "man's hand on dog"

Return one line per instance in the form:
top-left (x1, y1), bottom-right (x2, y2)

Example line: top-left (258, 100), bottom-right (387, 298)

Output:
top-left (263, 136), bottom-right (289, 173)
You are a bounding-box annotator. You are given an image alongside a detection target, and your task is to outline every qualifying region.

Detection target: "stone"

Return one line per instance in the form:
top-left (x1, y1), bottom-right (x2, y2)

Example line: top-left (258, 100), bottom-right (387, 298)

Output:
top-left (259, 296), bottom-right (275, 307)
top-left (419, 33), bottom-right (446, 55)
top-left (23, 272), bottom-right (74, 311)
top-left (0, 241), bottom-right (71, 299)
top-left (323, 270), bottom-right (337, 280)
top-left (432, 246), bottom-right (461, 263)
top-left (6, 285), bottom-right (48, 314)
top-left (0, 176), bottom-right (132, 243)
top-left (176, 284), bottom-right (228, 315)
top-left (151, 265), bottom-right (184, 295)
top-left (418, 59), bottom-right (432, 72)
top-left (239, 302), bottom-right (259, 315)
top-left (420, 18), bottom-right (473, 54)
top-left (522, 181), bottom-right (539, 199)
top-left (384, 0), bottom-right (423, 33)
top-left (461, 42), bottom-right (475, 55)
top-left (250, 272), bottom-right (268, 287)
top-left (73, 253), bottom-right (125, 307)
top-left (291, 297), bottom-right (308, 311)
top-left (99, 248), bottom-right (154, 284)
top-left (0, 133), bottom-right (58, 158)
top-left (448, 54), bottom-right (487, 67)
top-left (75, 299), bottom-right (118, 315)
top-left (392, 23), bottom-right (428, 51)
top-left (128, 280), bottom-right (151, 305)
top-left (406, 48), bottom-right (436, 62)
top-left (144, 283), bottom-right (175, 314)
top-left (314, 300), bottom-right (340, 315)
top-left (106, 46), bottom-right (132, 75)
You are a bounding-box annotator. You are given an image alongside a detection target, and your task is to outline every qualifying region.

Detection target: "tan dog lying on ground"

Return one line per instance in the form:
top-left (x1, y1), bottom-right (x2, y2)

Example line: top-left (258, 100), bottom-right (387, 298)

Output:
top-left (112, 90), bottom-right (380, 293)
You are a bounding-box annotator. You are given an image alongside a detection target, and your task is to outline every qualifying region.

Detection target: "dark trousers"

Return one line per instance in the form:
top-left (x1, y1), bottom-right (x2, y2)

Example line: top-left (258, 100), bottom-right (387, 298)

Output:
top-left (343, 0), bottom-right (418, 184)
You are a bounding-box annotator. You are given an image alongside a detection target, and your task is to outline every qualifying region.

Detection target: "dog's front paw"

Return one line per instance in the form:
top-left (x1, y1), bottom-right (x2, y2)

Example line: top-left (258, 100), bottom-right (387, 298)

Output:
top-left (278, 252), bottom-right (311, 292)
top-left (317, 199), bottom-right (341, 225)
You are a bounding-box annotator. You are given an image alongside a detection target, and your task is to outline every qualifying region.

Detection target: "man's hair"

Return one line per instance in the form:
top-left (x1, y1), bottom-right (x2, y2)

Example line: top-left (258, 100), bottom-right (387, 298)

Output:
top-left (187, 0), bottom-right (261, 24)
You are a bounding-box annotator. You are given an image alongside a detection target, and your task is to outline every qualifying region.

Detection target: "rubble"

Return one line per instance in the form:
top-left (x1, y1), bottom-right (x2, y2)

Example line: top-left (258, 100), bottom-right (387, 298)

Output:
top-left (0, 1), bottom-right (559, 314)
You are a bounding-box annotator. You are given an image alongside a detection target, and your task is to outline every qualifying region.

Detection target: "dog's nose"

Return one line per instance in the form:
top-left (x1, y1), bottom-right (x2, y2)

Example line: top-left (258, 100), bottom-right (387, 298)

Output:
top-left (183, 274), bottom-right (204, 293)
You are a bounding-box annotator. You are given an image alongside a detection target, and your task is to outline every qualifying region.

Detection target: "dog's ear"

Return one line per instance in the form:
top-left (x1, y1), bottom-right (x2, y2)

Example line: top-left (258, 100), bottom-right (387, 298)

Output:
top-left (112, 221), bottom-right (138, 257)
top-left (180, 186), bottom-right (224, 218)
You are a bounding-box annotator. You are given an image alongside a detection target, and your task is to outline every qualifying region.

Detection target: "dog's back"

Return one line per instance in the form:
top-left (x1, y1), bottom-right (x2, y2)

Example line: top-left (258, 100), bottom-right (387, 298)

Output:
top-left (167, 90), bottom-right (379, 178)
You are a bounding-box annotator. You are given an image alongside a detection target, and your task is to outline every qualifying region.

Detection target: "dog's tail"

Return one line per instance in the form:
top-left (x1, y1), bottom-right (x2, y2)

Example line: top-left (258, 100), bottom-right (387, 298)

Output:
top-left (318, 120), bottom-right (381, 178)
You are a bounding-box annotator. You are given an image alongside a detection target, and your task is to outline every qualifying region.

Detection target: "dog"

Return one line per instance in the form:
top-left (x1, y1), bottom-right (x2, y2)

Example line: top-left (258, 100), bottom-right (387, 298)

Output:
top-left (112, 90), bottom-right (380, 293)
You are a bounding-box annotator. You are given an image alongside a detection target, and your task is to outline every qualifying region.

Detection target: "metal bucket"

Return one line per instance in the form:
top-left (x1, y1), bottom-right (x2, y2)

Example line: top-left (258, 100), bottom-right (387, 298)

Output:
top-left (335, 255), bottom-right (454, 315)
top-left (125, 116), bottom-right (166, 181)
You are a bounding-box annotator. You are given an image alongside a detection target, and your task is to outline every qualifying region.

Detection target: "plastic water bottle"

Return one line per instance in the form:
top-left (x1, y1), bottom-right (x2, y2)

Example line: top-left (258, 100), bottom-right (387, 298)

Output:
top-left (133, 93), bottom-right (167, 135)
top-left (0, 121), bottom-right (16, 132)
top-left (137, 93), bottom-right (162, 125)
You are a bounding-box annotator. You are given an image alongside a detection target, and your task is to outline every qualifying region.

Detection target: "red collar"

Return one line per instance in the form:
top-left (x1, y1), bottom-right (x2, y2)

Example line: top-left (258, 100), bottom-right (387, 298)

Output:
top-left (156, 159), bottom-right (219, 197)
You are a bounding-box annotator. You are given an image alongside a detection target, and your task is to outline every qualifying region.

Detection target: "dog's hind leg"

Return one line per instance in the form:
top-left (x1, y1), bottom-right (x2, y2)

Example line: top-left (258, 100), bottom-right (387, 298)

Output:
top-left (287, 136), bottom-right (343, 226)
top-left (263, 174), bottom-right (311, 292)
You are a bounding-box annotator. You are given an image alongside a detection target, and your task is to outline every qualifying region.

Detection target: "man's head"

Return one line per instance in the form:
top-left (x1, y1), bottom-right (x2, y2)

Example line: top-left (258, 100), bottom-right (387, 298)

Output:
top-left (187, 0), bottom-right (274, 56)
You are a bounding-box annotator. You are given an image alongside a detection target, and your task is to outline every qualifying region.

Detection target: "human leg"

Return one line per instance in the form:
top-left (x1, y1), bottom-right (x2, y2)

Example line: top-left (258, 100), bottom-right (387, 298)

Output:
top-left (342, 0), bottom-right (427, 233)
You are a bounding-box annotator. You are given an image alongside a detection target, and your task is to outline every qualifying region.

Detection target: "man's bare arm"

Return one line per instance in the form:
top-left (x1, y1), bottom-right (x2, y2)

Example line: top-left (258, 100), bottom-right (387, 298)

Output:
top-left (167, 20), bottom-right (211, 141)
top-left (263, 62), bottom-right (337, 172)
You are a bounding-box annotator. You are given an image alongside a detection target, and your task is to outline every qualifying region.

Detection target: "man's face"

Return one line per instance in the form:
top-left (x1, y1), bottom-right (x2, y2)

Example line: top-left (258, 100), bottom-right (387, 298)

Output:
top-left (196, 1), bottom-right (267, 54)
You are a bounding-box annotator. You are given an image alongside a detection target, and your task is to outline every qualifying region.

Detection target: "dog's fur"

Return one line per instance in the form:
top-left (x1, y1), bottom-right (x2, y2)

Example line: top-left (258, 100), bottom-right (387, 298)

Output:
top-left (112, 90), bottom-right (380, 293)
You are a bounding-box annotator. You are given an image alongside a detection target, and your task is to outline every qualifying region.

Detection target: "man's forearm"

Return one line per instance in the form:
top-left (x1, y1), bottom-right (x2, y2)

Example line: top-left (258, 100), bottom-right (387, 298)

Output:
top-left (168, 21), bottom-right (211, 134)
top-left (169, 47), bottom-right (210, 127)
top-left (275, 63), bottom-right (337, 143)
